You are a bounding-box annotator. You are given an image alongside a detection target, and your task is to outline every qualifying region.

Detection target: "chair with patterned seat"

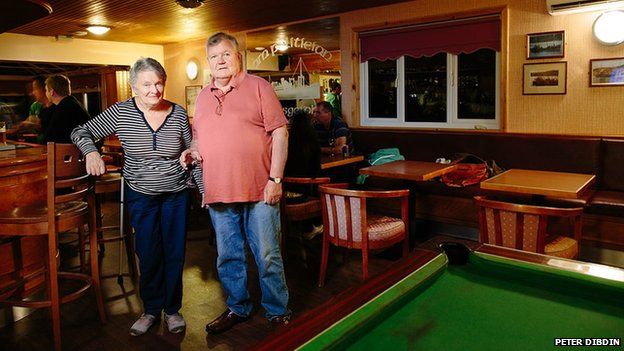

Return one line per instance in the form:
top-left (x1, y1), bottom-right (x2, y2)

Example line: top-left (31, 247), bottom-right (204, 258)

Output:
top-left (317, 184), bottom-right (409, 287)
top-left (473, 196), bottom-right (583, 259)
top-left (0, 143), bottom-right (106, 351)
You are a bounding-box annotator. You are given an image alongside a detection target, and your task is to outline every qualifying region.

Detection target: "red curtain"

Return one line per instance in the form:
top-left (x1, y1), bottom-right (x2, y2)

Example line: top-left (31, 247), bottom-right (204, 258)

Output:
top-left (360, 16), bottom-right (501, 62)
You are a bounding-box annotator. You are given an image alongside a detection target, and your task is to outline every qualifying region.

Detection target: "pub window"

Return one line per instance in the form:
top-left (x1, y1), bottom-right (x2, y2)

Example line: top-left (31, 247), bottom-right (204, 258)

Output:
top-left (359, 15), bottom-right (501, 129)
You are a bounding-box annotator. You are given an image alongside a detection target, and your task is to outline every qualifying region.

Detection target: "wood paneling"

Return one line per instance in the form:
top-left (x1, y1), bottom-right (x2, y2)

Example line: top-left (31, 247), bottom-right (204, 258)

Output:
top-left (1, 0), bottom-right (52, 33)
top-left (10, 0), bottom-right (413, 45)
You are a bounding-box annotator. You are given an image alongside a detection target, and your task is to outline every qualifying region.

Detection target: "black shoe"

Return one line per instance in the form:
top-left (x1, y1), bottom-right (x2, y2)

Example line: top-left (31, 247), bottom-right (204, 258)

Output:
top-left (205, 310), bottom-right (251, 335)
top-left (269, 314), bottom-right (291, 330)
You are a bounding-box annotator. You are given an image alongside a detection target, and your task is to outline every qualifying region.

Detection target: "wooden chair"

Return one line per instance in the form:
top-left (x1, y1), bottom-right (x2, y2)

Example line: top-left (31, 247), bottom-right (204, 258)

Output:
top-left (318, 184), bottom-right (409, 287)
top-left (474, 196), bottom-right (583, 259)
top-left (280, 177), bottom-right (331, 233)
top-left (0, 143), bottom-right (106, 351)
top-left (280, 177), bottom-right (331, 262)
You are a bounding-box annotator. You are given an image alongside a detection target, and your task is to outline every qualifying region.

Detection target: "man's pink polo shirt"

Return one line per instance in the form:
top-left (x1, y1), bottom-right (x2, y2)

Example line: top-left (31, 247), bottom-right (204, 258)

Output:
top-left (193, 73), bottom-right (287, 204)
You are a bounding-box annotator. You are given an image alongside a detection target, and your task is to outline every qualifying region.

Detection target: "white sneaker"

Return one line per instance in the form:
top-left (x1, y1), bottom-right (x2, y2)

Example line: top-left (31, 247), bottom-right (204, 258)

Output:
top-left (129, 313), bottom-right (158, 336)
top-left (164, 313), bottom-right (186, 333)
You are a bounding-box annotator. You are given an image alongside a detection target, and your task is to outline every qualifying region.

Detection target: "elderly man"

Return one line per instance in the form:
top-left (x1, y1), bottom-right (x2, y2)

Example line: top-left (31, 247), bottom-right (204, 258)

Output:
top-left (181, 32), bottom-right (290, 333)
top-left (45, 74), bottom-right (90, 143)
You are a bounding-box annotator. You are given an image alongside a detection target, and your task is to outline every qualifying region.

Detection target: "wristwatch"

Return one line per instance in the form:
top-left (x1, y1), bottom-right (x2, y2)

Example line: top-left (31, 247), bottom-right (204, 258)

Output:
top-left (269, 176), bottom-right (282, 184)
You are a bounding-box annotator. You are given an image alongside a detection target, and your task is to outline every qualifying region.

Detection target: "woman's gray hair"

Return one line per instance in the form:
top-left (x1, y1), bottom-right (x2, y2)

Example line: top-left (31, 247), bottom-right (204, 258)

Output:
top-left (206, 32), bottom-right (239, 51)
top-left (129, 57), bottom-right (167, 86)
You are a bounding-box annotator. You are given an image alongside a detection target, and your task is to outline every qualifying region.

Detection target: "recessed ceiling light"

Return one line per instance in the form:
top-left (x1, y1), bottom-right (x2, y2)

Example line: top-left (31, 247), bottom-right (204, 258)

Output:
top-left (86, 25), bottom-right (110, 35)
top-left (255, 47), bottom-right (265, 51)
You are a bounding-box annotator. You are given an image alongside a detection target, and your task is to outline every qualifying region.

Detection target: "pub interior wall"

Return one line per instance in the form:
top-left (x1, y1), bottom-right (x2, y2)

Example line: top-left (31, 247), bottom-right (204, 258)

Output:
top-left (162, 0), bottom-right (624, 136)
top-left (0, 33), bottom-right (164, 67)
top-left (340, 0), bottom-right (624, 136)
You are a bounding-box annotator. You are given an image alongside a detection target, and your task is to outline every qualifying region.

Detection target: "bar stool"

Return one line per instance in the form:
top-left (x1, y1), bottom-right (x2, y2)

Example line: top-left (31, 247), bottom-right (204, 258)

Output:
top-left (0, 142), bottom-right (106, 351)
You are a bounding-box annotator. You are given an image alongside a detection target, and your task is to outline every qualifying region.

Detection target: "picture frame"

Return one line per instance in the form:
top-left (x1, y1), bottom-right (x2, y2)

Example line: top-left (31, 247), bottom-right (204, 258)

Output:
top-left (523, 62), bottom-right (567, 95)
top-left (589, 57), bottom-right (624, 87)
top-left (526, 31), bottom-right (565, 59)
top-left (185, 85), bottom-right (202, 118)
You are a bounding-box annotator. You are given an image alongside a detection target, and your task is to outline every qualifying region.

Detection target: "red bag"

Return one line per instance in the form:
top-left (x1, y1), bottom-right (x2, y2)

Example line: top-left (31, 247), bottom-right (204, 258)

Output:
top-left (441, 154), bottom-right (488, 187)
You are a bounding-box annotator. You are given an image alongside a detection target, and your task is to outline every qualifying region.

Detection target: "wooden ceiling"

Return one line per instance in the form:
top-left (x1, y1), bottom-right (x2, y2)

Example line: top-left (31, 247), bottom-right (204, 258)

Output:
top-left (8, 0), bottom-right (413, 45)
top-left (1, 0), bottom-right (52, 33)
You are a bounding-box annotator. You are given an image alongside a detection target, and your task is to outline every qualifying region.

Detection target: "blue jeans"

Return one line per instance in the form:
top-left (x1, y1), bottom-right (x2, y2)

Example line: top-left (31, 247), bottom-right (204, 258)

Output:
top-left (126, 186), bottom-right (189, 316)
top-left (208, 202), bottom-right (289, 318)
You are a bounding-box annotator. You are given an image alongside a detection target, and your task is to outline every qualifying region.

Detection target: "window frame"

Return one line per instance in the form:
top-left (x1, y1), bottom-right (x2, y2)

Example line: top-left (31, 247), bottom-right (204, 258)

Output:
top-left (359, 52), bottom-right (500, 129)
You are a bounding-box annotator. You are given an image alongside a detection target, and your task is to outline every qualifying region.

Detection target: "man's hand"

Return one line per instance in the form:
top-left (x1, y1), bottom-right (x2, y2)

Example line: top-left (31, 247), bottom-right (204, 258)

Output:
top-left (85, 151), bottom-right (106, 176)
top-left (264, 180), bottom-right (282, 205)
top-left (179, 148), bottom-right (202, 169)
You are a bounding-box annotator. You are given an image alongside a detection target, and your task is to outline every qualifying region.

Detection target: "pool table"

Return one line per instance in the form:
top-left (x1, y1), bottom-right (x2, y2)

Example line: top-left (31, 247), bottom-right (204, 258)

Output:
top-left (256, 244), bottom-right (624, 351)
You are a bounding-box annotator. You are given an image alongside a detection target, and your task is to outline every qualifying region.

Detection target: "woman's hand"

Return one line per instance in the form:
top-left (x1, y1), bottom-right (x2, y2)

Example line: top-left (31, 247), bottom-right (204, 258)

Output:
top-left (179, 148), bottom-right (202, 170)
top-left (85, 151), bottom-right (106, 176)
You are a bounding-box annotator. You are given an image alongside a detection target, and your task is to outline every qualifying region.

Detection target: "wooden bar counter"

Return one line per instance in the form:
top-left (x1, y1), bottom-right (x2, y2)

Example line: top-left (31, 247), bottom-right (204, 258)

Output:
top-left (0, 142), bottom-right (48, 307)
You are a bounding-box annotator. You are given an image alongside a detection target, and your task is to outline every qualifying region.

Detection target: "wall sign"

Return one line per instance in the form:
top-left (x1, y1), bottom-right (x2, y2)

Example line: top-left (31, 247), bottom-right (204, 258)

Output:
top-left (252, 37), bottom-right (333, 68)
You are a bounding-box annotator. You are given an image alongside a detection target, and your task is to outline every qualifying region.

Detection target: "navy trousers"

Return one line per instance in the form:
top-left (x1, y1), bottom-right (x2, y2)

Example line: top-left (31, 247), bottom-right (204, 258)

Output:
top-left (126, 186), bottom-right (189, 316)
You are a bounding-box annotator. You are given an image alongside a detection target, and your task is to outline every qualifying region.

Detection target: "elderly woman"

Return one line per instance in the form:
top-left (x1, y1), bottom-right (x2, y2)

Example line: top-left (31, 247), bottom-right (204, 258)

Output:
top-left (71, 57), bottom-right (203, 336)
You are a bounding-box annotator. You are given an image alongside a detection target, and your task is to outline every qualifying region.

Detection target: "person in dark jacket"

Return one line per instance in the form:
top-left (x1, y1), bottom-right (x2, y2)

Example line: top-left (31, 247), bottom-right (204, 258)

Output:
top-left (44, 74), bottom-right (89, 143)
top-left (284, 110), bottom-right (321, 179)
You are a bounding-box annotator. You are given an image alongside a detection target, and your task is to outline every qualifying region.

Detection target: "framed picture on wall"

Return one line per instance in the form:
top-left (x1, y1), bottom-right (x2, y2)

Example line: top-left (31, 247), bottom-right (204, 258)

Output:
top-left (526, 31), bottom-right (565, 59)
top-left (523, 62), bottom-right (567, 95)
top-left (589, 57), bottom-right (624, 87)
top-left (185, 85), bottom-right (202, 118)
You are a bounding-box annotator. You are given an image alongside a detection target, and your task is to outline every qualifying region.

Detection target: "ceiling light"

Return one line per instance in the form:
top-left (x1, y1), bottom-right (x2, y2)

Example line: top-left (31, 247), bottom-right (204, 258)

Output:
top-left (593, 10), bottom-right (624, 45)
top-left (86, 25), bottom-right (110, 35)
top-left (176, 0), bottom-right (205, 8)
top-left (255, 47), bottom-right (265, 51)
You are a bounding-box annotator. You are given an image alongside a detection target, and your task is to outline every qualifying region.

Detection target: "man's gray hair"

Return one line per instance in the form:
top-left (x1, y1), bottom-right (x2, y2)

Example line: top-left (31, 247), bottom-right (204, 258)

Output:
top-left (206, 32), bottom-right (239, 51)
top-left (129, 57), bottom-right (167, 86)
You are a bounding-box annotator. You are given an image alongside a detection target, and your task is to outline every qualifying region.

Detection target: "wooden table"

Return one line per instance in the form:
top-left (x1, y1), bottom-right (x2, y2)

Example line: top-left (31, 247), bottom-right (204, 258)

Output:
top-left (320, 154), bottom-right (364, 170)
top-left (359, 160), bottom-right (458, 245)
top-left (359, 160), bottom-right (458, 181)
top-left (480, 169), bottom-right (595, 199)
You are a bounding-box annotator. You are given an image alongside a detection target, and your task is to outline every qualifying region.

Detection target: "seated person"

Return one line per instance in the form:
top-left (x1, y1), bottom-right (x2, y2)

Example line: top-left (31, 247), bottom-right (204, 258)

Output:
top-left (284, 110), bottom-right (321, 203)
top-left (285, 110), bottom-right (321, 178)
top-left (44, 74), bottom-right (90, 143)
top-left (284, 110), bottom-right (323, 238)
top-left (312, 101), bottom-right (353, 156)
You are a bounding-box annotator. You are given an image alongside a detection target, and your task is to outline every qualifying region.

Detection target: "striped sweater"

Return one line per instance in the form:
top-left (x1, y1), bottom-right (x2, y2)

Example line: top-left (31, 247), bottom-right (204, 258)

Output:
top-left (71, 97), bottom-right (203, 195)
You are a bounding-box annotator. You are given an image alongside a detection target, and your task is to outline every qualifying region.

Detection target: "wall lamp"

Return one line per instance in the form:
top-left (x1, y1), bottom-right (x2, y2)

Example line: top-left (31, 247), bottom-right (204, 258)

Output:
top-left (593, 10), bottom-right (624, 45)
